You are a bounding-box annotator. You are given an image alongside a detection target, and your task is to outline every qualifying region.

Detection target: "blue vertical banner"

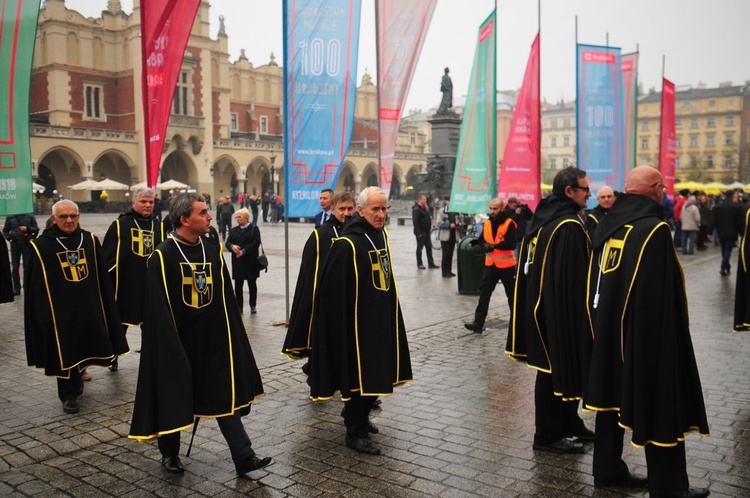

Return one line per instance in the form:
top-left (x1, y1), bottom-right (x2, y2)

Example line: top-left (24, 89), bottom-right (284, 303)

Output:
top-left (283, 0), bottom-right (362, 217)
top-left (576, 44), bottom-right (624, 207)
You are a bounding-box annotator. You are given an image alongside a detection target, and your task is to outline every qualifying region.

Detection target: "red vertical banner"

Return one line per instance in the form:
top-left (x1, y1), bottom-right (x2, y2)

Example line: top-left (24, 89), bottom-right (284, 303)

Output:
top-left (498, 34), bottom-right (541, 210)
top-left (621, 52), bottom-right (638, 173)
top-left (140, 0), bottom-right (201, 188)
top-left (659, 78), bottom-right (676, 197)
top-left (376, 0), bottom-right (437, 198)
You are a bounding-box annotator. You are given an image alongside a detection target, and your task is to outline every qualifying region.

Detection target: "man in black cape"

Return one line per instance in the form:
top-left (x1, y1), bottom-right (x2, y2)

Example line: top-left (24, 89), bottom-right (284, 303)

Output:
top-left (585, 166), bottom-right (709, 497)
top-left (0, 236), bottom-right (14, 303)
top-left (506, 166), bottom-right (594, 454)
top-left (25, 200), bottom-right (128, 414)
top-left (309, 187), bottom-right (412, 456)
top-left (734, 205), bottom-right (750, 330)
top-left (102, 187), bottom-right (168, 368)
top-left (283, 191), bottom-right (355, 360)
top-left (585, 186), bottom-right (615, 239)
top-left (128, 193), bottom-right (270, 476)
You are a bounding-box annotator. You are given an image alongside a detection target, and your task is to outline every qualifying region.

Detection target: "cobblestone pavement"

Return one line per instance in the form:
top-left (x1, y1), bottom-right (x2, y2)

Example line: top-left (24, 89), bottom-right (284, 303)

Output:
top-left (1, 213), bottom-right (749, 497)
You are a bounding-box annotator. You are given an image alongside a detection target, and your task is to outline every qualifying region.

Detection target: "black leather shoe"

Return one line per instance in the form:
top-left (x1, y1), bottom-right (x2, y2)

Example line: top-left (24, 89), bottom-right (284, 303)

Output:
top-left (62, 399), bottom-right (79, 414)
top-left (109, 357), bottom-right (118, 372)
top-left (417, 265), bottom-right (426, 269)
top-left (345, 436), bottom-right (381, 455)
top-left (650, 487), bottom-right (710, 498)
top-left (428, 264), bottom-right (440, 269)
top-left (161, 455), bottom-right (184, 474)
top-left (464, 322), bottom-right (483, 334)
top-left (371, 399), bottom-right (382, 410)
top-left (442, 272), bottom-right (456, 277)
top-left (568, 426), bottom-right (595, 442)
top-left (532, 438), bottom-right (584, 454)
top-left (236, 455), bottom-right (272, 475)
top-left (595, 471), bottom-right (648, 488)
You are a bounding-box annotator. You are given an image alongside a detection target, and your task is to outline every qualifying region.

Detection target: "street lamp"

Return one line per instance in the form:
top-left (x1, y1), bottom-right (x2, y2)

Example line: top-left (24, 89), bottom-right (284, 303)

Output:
top-left (269, 151), bottom-right (277, 196)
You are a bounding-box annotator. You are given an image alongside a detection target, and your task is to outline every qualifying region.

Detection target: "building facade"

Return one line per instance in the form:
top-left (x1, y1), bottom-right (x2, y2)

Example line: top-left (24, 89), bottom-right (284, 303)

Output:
top-left (30, 0), bottom-right (427, 206)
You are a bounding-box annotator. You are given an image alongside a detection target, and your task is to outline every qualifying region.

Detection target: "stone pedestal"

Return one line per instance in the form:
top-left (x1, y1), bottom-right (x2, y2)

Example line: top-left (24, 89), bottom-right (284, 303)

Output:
top-left (425, 112), bottom-right (462, 196)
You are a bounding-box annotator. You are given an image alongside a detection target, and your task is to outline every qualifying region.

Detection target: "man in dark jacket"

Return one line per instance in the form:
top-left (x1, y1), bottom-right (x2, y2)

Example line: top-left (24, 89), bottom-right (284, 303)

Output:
top-left (506, 166), bottom-right (594, 454)
top-left (412, 194), bottom-right (438, 269)
top-left (712, 190), bottom-right (743, 276)
top-left (2, 212), bottom-right (39, 295)
top-left (216, 196), bottom-right (235, 241)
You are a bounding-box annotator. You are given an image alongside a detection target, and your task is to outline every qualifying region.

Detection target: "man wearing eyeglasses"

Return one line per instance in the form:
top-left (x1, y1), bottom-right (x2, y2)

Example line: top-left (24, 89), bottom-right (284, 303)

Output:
top-left (584, 166), bottom-right (709, 497)
top-left (506, 166), bottom-right (594, 455)
top-left (25, 200), bottom-right (128, 414)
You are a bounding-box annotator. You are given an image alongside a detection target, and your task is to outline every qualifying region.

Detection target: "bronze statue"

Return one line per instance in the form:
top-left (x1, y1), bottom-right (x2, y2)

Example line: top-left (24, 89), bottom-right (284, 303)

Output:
top-left (437, 68), bottom-right (453, 114)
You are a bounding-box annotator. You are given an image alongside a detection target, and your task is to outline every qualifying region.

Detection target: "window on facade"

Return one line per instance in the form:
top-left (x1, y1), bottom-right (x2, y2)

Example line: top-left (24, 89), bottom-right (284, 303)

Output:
top-left (84, 84), bottom-right (104, 120)
top-left (641, 121), bottom-right (649, 131)
top-left (563, 157), bottom-right (570, 167)
top-left (173, 71), bottom-right (190, 116)
top-left (675, 156), bottom-right (681, 169)
top-left (690, 155), bottom-right (698, 167)
top-left (709, 99), bottom-right (715, 108)
top-left (725, 155), bottom-right (733, 168)
top-left (260, 116), bottom-right (268, 134)
top-left (410, 132), bottom-right (416, 145)
top-left (690, 118), bottom-right (698, 129)
top-left (726, 134), bottom-right (734, 146)
top-left (706, 155), bottom-right (714, 168)
top-left (727, 116), bottom-right (735, 126)
top-left (707, 117), bottom-right (716, 128)
top-left (563, 136), bottom-right (570, 147)
top-left (641, 157), bottom-right (649, 166)
top-left (641, 139), bottom-right (648, 150)
top-left (676, 137), bottom-right (682, 148)
top-left (550, 137), bottom-right (557, 147)
top-left (563, 118), bottom-right (570, 128)
top-left (706, 135), bottom-right (715, 147)
top-left (550, 158), bottom-right (557, 168)
top-left (230, 113), bottom-right (238, 131)
top-left (675, 120), bottom-right (682, 129)
top-left (690, 136), bottom-right (698, 147)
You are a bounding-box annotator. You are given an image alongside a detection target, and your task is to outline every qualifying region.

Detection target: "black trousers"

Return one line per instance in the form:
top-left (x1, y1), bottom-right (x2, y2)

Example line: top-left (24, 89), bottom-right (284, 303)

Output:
top-left (645, 442), bottom-right (689, 494)
top-left (9, 241), bottom-right (30, 292)
top-left (343, 392), bottom-right (377, 439)
top-left (158, 412), bottom-right (255, 465)
top-left (234, 277), bottom-right (258, 310)
top-left (57, 369), bottom-right (83, 401)
top-left (218, 219), bottom-right (232, 240)
top-left (415, 233), bottom-right (434, 267)
top-left (473, 265), bottom-right (515, 327)
top-left (533, 371), bottom-right (585, 444)
top-left (440, 239), bottom-right (455, 275)
top-left (593, 410), bottom-right (629, 480)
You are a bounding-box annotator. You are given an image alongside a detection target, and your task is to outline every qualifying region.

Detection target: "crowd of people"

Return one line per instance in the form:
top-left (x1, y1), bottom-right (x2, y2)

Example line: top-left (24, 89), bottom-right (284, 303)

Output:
top-left (5, 170), bottom-right (750, 495)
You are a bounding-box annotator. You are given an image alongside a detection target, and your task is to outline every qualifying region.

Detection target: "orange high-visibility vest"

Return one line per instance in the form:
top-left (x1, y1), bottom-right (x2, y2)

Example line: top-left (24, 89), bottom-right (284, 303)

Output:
top-left (483, 217), bottom-right (516, 269)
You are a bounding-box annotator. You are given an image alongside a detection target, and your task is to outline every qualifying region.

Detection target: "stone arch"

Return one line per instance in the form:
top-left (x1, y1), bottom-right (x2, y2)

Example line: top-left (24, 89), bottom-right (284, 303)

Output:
top-left (246, 157), bottom-right (270, 197)
top-left (390, 163), bottom-right (405, 200)
top-left (405, 164), bottom-right (422, 197)
top-left (93, 36), bottom-right (104, 69)
top-left (36, 146), bottom-right (85, 202)
top-left (90, 149), bottom-right (135, 202)
top-left (67, 32), bottom-right (79, 65)
top-left (336, 162), bottom-right (357, 192)
top-left (361, 162), bottom-right (379, 188)
top-left (160, 149), bottom-right (198, 202)
top-left (211, 154), bottom-right (240, 200)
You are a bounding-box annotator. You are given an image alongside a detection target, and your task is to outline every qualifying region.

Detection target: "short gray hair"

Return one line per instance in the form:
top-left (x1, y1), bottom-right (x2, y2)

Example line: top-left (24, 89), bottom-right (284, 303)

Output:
top-left (169, 192), bottom-right (206, 227)
top-left (52, 199), bottom-right (79, 215)
top-left (133, 187), bottom-right (156, 199)
top-left (358, 186), bottom-right (386, 208)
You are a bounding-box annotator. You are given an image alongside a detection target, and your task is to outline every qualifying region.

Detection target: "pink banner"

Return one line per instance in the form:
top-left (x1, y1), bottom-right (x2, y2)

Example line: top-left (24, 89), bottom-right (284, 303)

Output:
top-left (498, 34), bottom-right (541, 210)
top-left (140, 0), bottom-right (201, 188)
top-left (376, 0), bottom-right (437, 198)
top-left (659, 78), bottom-right (676, 197)
top-left (621, 52), bottom-right (638, 173)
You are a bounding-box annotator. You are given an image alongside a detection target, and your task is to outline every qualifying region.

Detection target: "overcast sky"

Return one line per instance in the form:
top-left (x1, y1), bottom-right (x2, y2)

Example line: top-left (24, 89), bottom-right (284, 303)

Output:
top-left (63, 0), bottom-right (750, 113)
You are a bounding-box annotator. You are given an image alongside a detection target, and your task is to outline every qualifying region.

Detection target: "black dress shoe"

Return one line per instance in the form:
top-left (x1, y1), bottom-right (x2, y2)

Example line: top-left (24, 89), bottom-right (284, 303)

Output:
top-left (532, 438), bottom-right (584, 454)
top-left (62, 399), bottom-right (79, 414)
top-left (595, 471), bottom-right (648, 488)
top-left (442, 272), bottom-right (456, 277)
top-left (109, 357), bottom-right (118, 372)
top-left (236, 455), bottom-right (272, 475)
top-left (417, 265), bottom-right (426, 269)
top-left (568, 426), bottom-right (595, 442)
top-left (650, 487), bottom-right (710, 498)
top-left (428, 264), bottom-right (440, 269)
top-left (464, 322), bottom-right (483, 334)
top-left (371, 399), bottom-right (382, 410)
top-left (345, 436), bottom-right (381, 455)
top-left (161, 455), bottom-right (184, 474)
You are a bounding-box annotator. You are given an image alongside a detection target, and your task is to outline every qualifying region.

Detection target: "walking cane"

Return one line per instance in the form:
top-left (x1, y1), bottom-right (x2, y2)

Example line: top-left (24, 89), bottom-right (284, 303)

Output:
top-left (186, 418), bottom-right (200, 457)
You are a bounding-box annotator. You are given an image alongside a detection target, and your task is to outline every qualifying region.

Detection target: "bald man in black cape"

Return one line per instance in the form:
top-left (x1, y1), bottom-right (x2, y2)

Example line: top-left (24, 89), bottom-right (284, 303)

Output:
top-left (585, 166), bottom-right (709, 498)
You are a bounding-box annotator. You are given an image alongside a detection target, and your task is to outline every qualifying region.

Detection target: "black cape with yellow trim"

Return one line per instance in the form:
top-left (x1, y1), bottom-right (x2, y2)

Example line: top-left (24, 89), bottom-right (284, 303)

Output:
top-left (734, 208), bottom-right (750, 331)
top-left (309, 214), bottom-right (412, 401)
top-left (25, 226), bottom-right (128, 377)
top-left (102, 209), bottom-right (167, 326)
top-left (128, 235), bottom-right (264, 441)
top-left (584, 204), bottom-right (607, 240)
top-left (584, 194), bottom-right (709, 447)
top-left (0, 236), bottom-right (13, 303)
top-left (283, 216), bottom-right (344, 359)
top-left (505, 195), bottom-right (590, 400)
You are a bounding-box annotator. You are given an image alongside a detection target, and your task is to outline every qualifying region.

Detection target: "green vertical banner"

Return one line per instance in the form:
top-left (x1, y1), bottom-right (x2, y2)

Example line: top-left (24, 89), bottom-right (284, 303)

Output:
top-left (449, 11), bottom-right (496, 215)
top-left (0, 1), bottom-right (40, 215)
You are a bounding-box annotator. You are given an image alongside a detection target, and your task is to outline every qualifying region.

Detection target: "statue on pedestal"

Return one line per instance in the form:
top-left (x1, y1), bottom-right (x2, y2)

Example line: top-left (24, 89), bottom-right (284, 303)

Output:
top-left (437, 68), bottom-right (453, 115)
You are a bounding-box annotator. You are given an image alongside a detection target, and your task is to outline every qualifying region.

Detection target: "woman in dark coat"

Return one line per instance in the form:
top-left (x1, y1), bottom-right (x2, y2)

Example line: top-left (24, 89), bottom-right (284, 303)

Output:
top-left (225, 209), bottom-right (262, 314)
